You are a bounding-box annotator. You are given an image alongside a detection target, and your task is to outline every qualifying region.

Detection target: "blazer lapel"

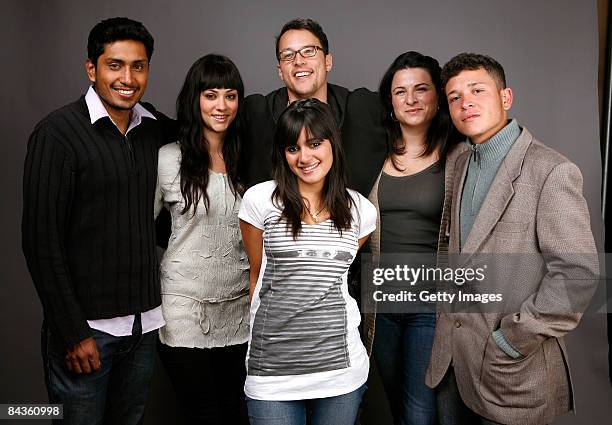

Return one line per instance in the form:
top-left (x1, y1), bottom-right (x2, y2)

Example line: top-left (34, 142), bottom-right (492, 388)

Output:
top-left (460, 163), bottom-right (514, 254)
top-left (450, 150), bottom-right (471, 254)
top-left (461, 128), bottom-right (534, 254)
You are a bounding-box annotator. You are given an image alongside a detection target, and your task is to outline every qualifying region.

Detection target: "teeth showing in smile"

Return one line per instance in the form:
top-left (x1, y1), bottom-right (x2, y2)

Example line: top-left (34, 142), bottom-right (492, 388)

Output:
top-left (115, 88), bottom-right (135, 95)
top-left (301, 162), bottom-right (319, 172)
top-left (295, 71), bottom-right (311, 78)
top-left (212, 115), bottom-right (227, 121)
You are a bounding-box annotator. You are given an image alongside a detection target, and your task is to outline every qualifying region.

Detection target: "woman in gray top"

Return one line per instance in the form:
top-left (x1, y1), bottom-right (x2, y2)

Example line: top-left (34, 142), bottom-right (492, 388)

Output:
top-left (367, 51), bottom-right (459, 425)
top-left (154, 54), bottom-right (249, 425)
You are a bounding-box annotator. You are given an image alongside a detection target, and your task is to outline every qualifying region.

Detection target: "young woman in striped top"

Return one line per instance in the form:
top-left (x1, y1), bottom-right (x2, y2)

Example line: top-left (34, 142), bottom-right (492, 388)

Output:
top-left (239, 98), bottom-right (376, 425)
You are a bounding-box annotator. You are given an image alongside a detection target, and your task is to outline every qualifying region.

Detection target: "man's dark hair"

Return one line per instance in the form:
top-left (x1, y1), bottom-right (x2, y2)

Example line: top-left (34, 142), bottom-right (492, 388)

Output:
top-left (87, 17), bottom-right (154, 66)
top-left (441, 53), bottom-right (506, 90)
top-left (275, 18), bottom-right (329, 61)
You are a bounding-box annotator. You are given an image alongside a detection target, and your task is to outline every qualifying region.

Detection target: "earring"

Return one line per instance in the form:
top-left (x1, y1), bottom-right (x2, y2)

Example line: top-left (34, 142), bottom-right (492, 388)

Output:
top-left (390, 111), bottom-right (398, 122)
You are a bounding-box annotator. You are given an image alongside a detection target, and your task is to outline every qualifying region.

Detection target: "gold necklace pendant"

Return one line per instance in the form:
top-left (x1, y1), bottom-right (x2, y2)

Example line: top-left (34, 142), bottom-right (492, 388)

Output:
top-left (305, 204), bottom-right (325, 223)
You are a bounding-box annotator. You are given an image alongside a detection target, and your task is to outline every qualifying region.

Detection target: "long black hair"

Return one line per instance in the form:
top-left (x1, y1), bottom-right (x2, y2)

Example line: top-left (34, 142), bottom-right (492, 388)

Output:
top-left (176, 54), bottom-right (244, 215)
top-left (378, 51), bottom-right (457, 170)
top-left (272, 99), bottom-right (353, 239)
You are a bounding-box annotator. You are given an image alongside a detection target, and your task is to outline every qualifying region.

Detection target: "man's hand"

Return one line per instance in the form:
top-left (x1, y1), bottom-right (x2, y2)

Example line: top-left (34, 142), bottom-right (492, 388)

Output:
top-left (65, 337), bottom-right (100, 374)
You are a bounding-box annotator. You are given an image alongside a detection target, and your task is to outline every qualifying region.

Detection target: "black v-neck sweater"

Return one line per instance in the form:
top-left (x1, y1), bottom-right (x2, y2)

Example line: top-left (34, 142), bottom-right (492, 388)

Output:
top-left (22, 96), bottom-right (163, 349)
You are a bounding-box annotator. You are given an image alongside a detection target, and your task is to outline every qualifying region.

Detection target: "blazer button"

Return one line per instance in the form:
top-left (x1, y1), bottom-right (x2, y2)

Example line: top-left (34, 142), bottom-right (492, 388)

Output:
top-left (454, 320), bottom-right (461, 328)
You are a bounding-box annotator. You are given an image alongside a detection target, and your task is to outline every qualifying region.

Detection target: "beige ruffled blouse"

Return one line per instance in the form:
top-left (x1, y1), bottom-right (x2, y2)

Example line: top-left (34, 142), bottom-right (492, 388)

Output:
top-left (154, 142), bottom-right (249, 348)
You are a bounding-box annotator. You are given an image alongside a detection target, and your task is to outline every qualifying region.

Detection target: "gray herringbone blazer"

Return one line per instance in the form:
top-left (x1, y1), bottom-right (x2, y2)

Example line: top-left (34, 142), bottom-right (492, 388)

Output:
top-left (425, 127), bottom-right (599, 425)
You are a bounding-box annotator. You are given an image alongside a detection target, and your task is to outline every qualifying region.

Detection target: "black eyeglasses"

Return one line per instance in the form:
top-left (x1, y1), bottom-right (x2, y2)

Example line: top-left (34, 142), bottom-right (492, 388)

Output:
top-left (278, 45), bottom-right (324, 62)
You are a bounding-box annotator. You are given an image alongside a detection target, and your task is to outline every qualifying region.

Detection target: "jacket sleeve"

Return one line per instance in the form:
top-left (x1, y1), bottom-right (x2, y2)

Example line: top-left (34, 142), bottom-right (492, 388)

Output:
top-left (22, 124), bottom-right (91, 350)
top-left (343, 88), bottom-right (388, 195)
top-left (241, 94), bottom-right (273, 187)
top-left (497, 161), bottom-right (599, 357)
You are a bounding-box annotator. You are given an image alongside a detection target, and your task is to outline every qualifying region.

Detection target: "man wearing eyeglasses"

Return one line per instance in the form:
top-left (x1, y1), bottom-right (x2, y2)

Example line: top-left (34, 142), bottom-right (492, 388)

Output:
top-left (241, 18), bottom-right (387, 197)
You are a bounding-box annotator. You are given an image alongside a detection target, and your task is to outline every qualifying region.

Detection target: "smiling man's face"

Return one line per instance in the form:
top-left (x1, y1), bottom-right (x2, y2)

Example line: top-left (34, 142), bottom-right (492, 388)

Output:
top-left (445, 67), bottom-right (513, 144)
top-left (277, 29), bottom-right (332, 103)
top-left (86, 39), bottom-right (149, 122)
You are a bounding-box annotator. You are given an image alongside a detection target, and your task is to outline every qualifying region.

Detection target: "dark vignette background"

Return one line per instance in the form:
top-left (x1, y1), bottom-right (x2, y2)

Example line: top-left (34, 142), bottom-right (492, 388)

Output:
top-left (1, 1), bottom-right (609, 423)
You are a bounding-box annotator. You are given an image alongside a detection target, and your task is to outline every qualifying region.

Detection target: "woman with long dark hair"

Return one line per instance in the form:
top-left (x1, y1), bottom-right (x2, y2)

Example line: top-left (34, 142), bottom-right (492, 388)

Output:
top-left (366, 51), bottom-right (459, 425)
top-left (239, 99), bottom-right (376, 425)
top-left (154, 54), bottom-right (248, 424)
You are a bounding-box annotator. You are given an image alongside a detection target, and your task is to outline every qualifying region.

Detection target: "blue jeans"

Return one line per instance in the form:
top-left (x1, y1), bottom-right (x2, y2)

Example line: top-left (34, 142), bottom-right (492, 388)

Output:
top-left (41, 315), bottom-right (157, 425)
top-left (372, 313), bottom-right (437, 425)
top-left (246, 384), bottom-right (366, 425)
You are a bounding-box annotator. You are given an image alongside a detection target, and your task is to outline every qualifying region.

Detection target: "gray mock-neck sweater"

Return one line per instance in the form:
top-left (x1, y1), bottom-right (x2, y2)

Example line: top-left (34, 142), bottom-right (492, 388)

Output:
top-left (460, 119), bottom-right (521, 248)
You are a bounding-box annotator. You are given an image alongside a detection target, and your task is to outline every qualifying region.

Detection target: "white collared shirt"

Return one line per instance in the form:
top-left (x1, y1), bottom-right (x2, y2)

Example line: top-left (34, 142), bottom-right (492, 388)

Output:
top-left (84, 86), bottom-right (164, 336)
top-left (85, 85), bottom-right (156, 132)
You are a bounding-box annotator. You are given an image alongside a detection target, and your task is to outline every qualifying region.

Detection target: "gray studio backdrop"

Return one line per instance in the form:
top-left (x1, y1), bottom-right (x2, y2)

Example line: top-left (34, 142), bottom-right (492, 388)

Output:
top-left (2, 0), bottom-right (609, 424)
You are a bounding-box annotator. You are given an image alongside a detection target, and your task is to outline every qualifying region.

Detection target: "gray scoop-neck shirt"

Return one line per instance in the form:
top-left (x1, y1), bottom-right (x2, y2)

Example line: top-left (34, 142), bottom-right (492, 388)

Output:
top-left (378, 161), bottom-right (444, 255)
top-left (155, 142), bottom-right (249, 348)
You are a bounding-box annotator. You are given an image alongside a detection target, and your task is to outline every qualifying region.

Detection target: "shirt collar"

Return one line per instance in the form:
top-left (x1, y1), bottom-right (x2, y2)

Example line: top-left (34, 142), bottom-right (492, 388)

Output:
top-left (84, 86), bottom-right (156, 133)
top-left (467, 118), bottom-right (521, 164)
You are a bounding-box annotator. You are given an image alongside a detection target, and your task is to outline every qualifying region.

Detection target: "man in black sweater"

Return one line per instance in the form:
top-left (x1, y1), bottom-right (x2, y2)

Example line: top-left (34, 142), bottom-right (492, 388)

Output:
top-left (22, 17), bottom-right (164, 425)
top-left (241, 18), bottom-right (388, 195)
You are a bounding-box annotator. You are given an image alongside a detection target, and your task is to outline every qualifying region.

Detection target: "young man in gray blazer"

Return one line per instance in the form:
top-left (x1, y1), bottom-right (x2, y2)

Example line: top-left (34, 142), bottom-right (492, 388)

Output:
top-left (425, 53), bottom-right (599, 425)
